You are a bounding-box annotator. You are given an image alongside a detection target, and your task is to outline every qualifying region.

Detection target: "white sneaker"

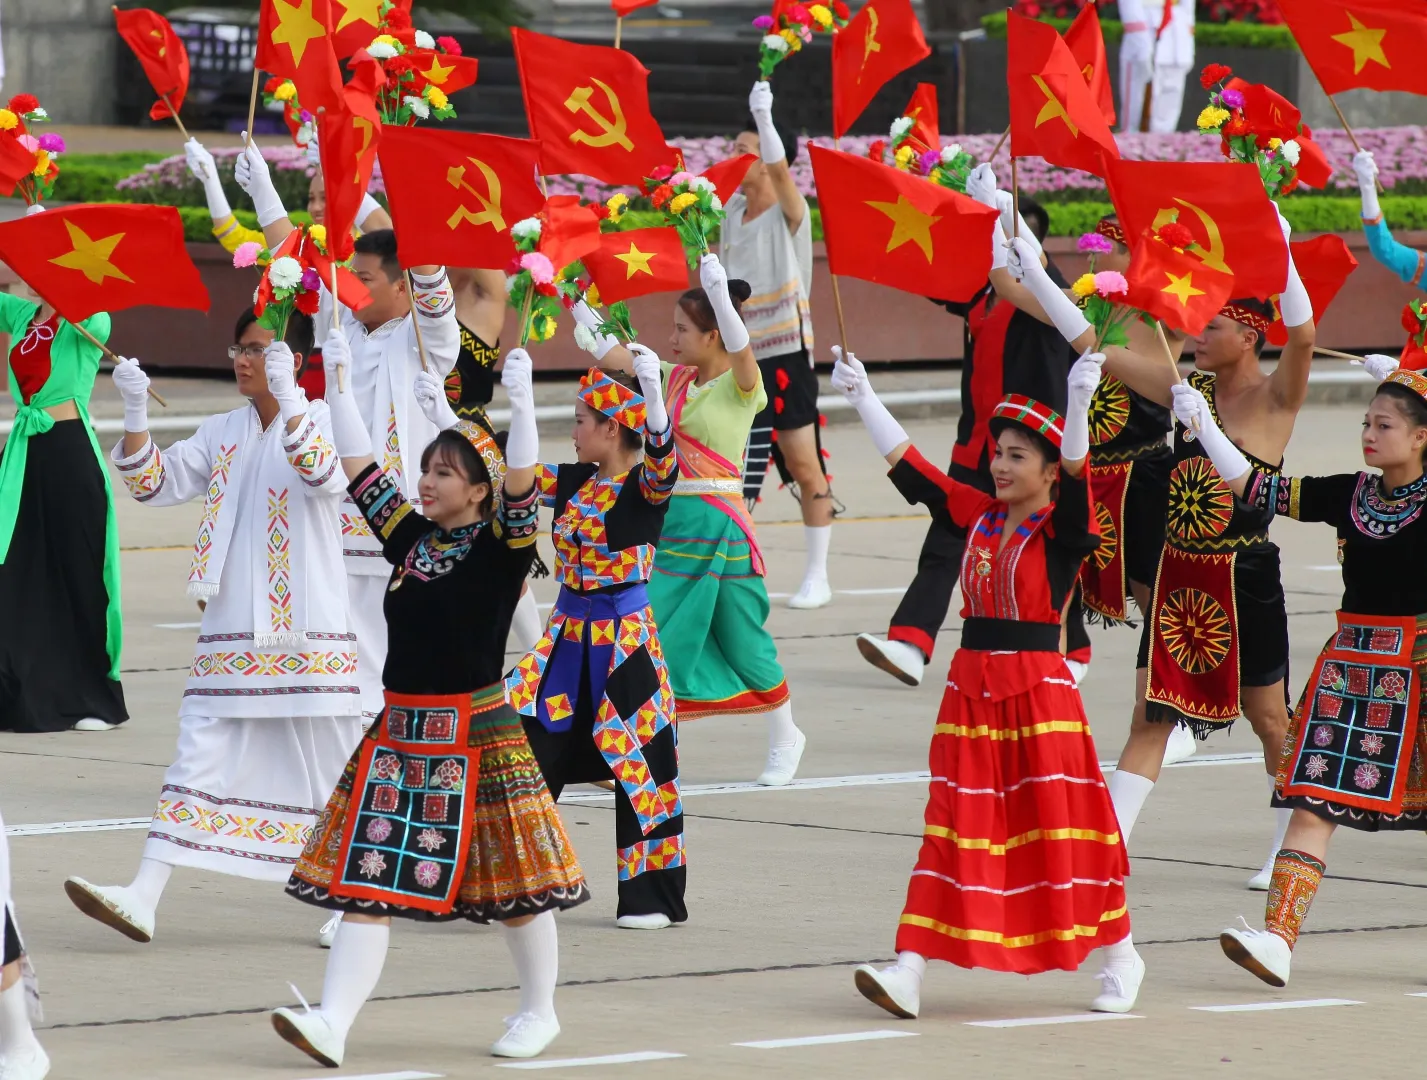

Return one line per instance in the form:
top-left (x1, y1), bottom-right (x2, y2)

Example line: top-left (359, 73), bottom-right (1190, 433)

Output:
top-left (788, 577), bottom-right (832, 610)
top-left (491, 1012), bottom-right (561, 1059)
top-left (757, 729), bottom-right (806, 787)
top-left (1220, 918), bottom-right (1292, 987)
top-left (317, 912), bottom-right (341, 949)
top-left (0, 1044), bottom-right (51, 1080)
top-left (1162, 723), bottom-right (1198, 767)
top-left (1245, 866), bottom-right (1273, 891)
top-left (272, 1005), bottom-right (345, 1068)
top-left (616, 913), bottom-right (672, 930)
top-left (1090, 951), bottom-right (1146, 1013)
top-left (63, 878), bottom-right (155, 943)
top-left (853, 963), bottom-right (921, 1019)
top-left (855, 634), bottom-right (925, 687)
top-left (72, 719), bottom-right (116, 732)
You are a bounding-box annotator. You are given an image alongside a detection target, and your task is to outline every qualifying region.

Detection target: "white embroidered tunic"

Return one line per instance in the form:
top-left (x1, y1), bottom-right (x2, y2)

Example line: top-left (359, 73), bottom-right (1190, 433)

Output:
top-left (112, 402), bottom-right (360, 719)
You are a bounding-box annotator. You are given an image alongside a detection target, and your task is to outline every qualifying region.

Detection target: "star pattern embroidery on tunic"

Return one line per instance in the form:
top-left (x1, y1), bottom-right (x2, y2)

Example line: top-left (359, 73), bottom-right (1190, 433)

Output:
top-left (358, 849), bottom-right (387, 879)
top-left (416, 827), bottom-right (445, 852)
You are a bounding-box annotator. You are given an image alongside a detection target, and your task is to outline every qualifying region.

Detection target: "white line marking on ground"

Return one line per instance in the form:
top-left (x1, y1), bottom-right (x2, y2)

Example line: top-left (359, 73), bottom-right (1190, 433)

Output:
top-left (4, 754), bottom-right (1261, 837)
top-left (1406, 992), bottom-right (1427, 998)
top-left (735, 1029), bottom-right (918, 1049)
top-left (1306, 565), bottom-right (1342, 572)
top-left (966, 1014), bottom-right (1143, 1028)
top-left (494, 1051), bottom-right (686, 1070)
top-left (154, 622), bottom-right (201, 630)
top-left (1190, 999), bottom-right (1364, 1013)
top-left (298, 1072), bottom-right (442, 1080)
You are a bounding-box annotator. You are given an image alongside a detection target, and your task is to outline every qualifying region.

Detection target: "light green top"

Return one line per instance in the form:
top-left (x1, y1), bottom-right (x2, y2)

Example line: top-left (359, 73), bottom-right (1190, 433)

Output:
top-left (0, 293), bottom-right (122, 676)
top-left (661, 360), bottom-right (767, 469)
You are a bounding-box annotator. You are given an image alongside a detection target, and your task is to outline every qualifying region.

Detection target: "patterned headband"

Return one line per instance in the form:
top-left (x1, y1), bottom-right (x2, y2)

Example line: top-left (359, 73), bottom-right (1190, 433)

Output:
top-left (1383, 369), bottom-right (1427, 407)
top-left (454, 420), bottom-right (507, 493)
top-left (991, 394), bottom-right (1065, 449)
top-left (1220, 303), bottom-right (1275, 336)
top-left (1095, 217), bottom-right (1126, 247)
top-left (578, 366), bottom-right (647, 435)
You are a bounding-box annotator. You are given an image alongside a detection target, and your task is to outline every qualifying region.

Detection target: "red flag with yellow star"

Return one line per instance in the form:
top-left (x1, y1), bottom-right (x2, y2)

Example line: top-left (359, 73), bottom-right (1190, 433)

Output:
top-left (538, 196), bottom-right (603, 272)
top-left (699, 153), bottom-right (756, 203)
top-left (1276, 0), bottom-right (1427, 95)
top-left (1124, 233), bottom-right (1234, 336)
top-left (0, 204), bottom-right (208, 323)
top-left (257, 0), bottom-right (343, 114)
top-left (318, 52), bottom-right (383, 262)
top-left (1008, 10), bottom-right (1119, 177)
top-left (407, 48), bottom-right (479, 98)
top-left (900, 83), bottom-right (940, 152)
top-left (113, 8), bottom-right (191, 122)
top-left (831, 0), bottom-right (931, 139)
top-left (583, 227), bottom-right (688, 303)
top-left (0, 137), bottom-right (38, 198)
top-left (328, 0), bottom-right (410, 60)
top-left (808, 144), bottom-right (997, 302)
top-left (1063, 1), bottom-right (1115, 128)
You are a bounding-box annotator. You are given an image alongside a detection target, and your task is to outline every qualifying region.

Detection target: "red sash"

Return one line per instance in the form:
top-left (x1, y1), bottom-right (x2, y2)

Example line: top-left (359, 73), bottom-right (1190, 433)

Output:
top-left (665, 364), bottom-right (766, 577)
top-left (1080, 460), bottom-right (1133, 623)
top-left (1145, 548), bottom-right (1242, 731)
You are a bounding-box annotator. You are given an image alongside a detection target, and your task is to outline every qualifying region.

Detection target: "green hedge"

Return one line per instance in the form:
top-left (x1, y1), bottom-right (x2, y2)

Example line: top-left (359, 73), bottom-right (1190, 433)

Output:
top-left (1035, 196), bottom-right (1427, 237)
top-left (177, 205), bottom-right (312, 244)
top-left (979, 11), bottom-right (1297, 49)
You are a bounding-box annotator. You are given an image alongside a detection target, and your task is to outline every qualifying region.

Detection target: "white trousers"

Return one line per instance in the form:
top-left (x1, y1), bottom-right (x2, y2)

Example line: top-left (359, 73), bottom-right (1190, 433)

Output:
top-left (346, 574), bottom-right (390, 721)
top-left (1121, 56), bottom-right (1191, 133)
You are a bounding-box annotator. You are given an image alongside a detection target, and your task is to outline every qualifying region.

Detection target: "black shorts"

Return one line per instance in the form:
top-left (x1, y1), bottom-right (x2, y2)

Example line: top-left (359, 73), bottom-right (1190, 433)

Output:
top-left (1138, 544), bottom-right (1289, 686)
top-left (3, 905), bottom-right (21, 965)
top-left (1123, 448), bottom-right (1171, 589)
top-left (758, 348), bottom-right (819, 430)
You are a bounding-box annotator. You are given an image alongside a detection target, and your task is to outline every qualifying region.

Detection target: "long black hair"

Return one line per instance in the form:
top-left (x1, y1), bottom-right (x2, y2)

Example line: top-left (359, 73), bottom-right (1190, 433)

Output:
top-left (420, 429), bottom-right (496, 520)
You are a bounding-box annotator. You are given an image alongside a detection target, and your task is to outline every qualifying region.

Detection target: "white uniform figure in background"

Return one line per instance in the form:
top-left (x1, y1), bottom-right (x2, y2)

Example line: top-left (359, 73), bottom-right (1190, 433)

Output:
top-left (1119, 0), bottom-right (1195, 133)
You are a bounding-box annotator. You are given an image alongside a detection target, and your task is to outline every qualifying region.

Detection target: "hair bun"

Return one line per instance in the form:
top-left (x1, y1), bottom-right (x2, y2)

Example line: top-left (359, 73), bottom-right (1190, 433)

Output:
top-left (727, 279), bottom-right (753, 304)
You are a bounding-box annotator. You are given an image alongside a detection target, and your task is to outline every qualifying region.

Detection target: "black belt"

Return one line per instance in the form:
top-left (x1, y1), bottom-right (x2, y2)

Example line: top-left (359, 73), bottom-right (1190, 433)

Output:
top-left (960, 617), bottom-right (1062, 653)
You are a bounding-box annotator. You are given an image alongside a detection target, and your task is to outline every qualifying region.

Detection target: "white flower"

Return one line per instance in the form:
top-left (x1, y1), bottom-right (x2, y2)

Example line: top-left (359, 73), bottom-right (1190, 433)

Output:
top-left (762, 34), bottom-right (789, 53)
top-left (890, 116), bottom-right (913, 142)
top-left (689, 176), bottom-right (715, 194)
top-left (30, 108), bottom-right (47, 120)
top-left (512, 217), bottom-right (542, 240)
top-left (573, 324), bottom-right (598, 353)
top-left (504, 274), bottom-right (517, 296)
top-left (1281, 139), bottom-right (1301, 166)
top-left (940, 142), bottom-right (963, 164)
top-left (414, 29), bottom-right (435, 49)
top-left (268, 256), bottom-right (303, 289)
top-left (404, 95), bottom-right (430, 119)
top-left (296, 123), bottom-right (314, 146)
top-left (709, 192), bottom-right (723, 212)
top-left (367, 41), bottom-right (398, 59)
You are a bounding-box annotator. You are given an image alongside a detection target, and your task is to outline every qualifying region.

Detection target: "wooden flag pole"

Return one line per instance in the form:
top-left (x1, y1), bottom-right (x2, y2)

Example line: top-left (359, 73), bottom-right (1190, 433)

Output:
top-left (159, 92), bottom-right (192, 142)
top-left (1326, 93), bottom-right (1385, 194)
top-left (244, 68), bottom-right (261, 147)
top-left (615, 15), bottom-right (624, 48)
top-left (1313, 345), bottom-right (1367, 362)
top-left (987, 124), bottom-right (1010, 162)
top-left (1152, 319), bottom-right (1198, 432)
top-left (829, 273), bottom-right (850, 358)
top-left (71, 322), bottom-right (167, 407)
top-left (405, 270), bottom-right (432, 374)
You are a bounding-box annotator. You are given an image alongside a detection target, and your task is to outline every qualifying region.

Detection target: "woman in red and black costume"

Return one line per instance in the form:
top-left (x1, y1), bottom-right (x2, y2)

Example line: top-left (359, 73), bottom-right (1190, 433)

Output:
top-left (833, 346), bottom-right (1142, 1017)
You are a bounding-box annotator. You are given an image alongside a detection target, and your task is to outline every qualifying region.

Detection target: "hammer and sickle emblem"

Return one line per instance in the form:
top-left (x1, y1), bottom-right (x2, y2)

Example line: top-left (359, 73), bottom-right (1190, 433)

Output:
top-left (1082, 62), bottom-right (1095, 82)
top-left (564, 78), bottom-right (633, 151)
top-left (1032, 75), bottom-right (1078, 136)
top-left (1151, 199), bottom-right (1231, 275)
top-left (859, 7), bottom-right (882, 81)
top-left (351, 117), bottom-right (375, 184)
top-left (445, 157), bottom-right (505, 232)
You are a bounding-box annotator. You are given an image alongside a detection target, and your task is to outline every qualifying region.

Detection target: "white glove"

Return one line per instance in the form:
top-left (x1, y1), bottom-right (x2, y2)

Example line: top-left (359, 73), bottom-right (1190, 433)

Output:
top-left (629, 343), bottom-right (668, 435)
top-left (1359, 353), bottom-right (1400, 381)
top-left (321, 329), bottom-right (372, 457)
top-left (306, 133), bottom-right (322, 168)
top-left (234, 135), bottom-right (287, 228)
top-left (991, 219), bottom-right (1011, 273)
top-left (965, 163), bottom-right (999, 209)
top-left (1011, 236), bottom-right (1093, 343)
top-left (1354, 149), bottom-right (1381, 221)
top-left (832, 346), bottom-right (908, 457)
top-left (749, 81), bottom-right (785, 166)
top-left (699, 253), bottom-right (750, 354)
top-left (1061, 351), bottom-right (1104, 462)
top-left (571, 300), bottom-right (618, 361)
top-left (1279, 239), bottom-right (1312, 329)
top-left (184, 138), bottom-right (234, 222)
top-left (264, 341), bottom-right (307, 423)
top-left (501, 347), bottom-right (538, 470)
top-left (111, 356), bottom-right (151, 433)
top-left (1171, 383), bottom-right (1250, 483)
top-left (413, 369), bottom-right (460, 431)
top-left (993, 190), bottom-right (1040, 259)
top-left (1275, 203), bottom-right (1292, 244)
top-left (24, 203), bottom-right (43, 216)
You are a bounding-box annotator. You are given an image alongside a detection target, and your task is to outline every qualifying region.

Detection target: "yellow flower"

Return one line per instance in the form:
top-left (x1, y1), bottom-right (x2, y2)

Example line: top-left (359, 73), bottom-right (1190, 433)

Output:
top-left (1267, 137), bottom-right (1282, 149)
top-left (0, 110), bottom-right (18, 131)
top-left (585, 283), bottom-right (602, 308)
top-left (308, 224), bottom-right (328, 249)
top-left (427, 87), bottom-right (448, 110)
top-left (31, 150), bottom-right (48, 177)
top-left (533, 315), bottom-right (557, 342)
top-left (669, 191), bottom-right (699, 214)
top-left (1195, 105), bottom-right (1230, 131)
top-left (273, 81), bottom-right (297, 102)
top-left (808, 4), bottom-right (834, 27)
top-left (779, 27), bottom-right (801, 50)
top-left (894, 145), bottom-right (916, 168)
top-left (606, 193), bottom-right (629, 218)
top-left (1072, 273), bottom-right (1097, 298)
top-left (372, 34), bottom-right (399, 46)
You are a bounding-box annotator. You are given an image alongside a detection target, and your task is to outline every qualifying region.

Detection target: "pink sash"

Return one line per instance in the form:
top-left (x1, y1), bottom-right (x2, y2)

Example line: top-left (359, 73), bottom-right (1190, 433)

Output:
top-left (666, 365), bottom-right (766, 577)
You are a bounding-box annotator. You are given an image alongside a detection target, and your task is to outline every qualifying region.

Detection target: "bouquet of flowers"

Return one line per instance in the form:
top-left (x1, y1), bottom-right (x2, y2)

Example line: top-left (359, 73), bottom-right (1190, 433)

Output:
top-left (237, 224), bottom-right (336, 334)
top-left (363, 3), bottom-right (467, 126)
top-left (868, 120), bottom-right (978, 194)
top-left (1076, 230), bottom-right (1116, 271)
top-left (574, 194), bottom-right (639, 342)
top-left (753, 2), bottom-right (849, 80)
top-left (1070, 268), bottom-right (1143, 350)
top-left (1403, 299), bottom-right (1427, 351)
top-left (642, 164), bottom-right (725, 266)
top-left (262, 77), bottom-right (315, 148)
top-left (505, 218), bottom-right (566, 347)
top-left (1196, 64), bottom-right (1304, 198)
top-left (0, 94), bottom-right (63, 206)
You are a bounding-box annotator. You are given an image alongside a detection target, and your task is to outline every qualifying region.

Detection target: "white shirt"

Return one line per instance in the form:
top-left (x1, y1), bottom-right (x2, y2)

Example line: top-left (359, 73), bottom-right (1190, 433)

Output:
top-left (720, 193), bottom-right (815, 363)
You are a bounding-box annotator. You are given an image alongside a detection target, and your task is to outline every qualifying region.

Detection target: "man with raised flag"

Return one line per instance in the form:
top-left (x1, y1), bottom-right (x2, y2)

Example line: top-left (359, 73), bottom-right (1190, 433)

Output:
top-left (1119, 0), bottom-right (1195, 133)
top-left (1006, 180), bottom-right (1318, 895)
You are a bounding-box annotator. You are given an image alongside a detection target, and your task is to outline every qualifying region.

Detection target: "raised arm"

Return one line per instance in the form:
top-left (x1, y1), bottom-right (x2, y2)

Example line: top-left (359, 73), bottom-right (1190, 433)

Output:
top-left (1059, 351), bottom-right (1104, 480)
top-left (699, 252), bottom-right (759, 393)
top-left (630, 343), bottom-right (677, 504)
top-left (233, 138), bottom-right (294, 251)
top-left (1169, 381), bottom-right (1251, 497)
top-left (1267, 211), bottom-right (1317, 412)
top-left (499, 347), bottom-right (538, 499)
top-left (320, 330), bottom-right (377, 482)
top-left (449, 267), bottom-right (507, 347)
top-left (358, 192), bottom-right (392, 234)
top-left (407, 268), bottom-right (459, 378)
top-left (749, 81), bottom-right (805, 233)
top-left (1356, 150), bottom-right (1425, 287)
top-left (184, 138), bottom-right (265, 255)
top-left (572, 299), bottom-right (633, 375)
top-left (108, 358), bottom-right (219, 506)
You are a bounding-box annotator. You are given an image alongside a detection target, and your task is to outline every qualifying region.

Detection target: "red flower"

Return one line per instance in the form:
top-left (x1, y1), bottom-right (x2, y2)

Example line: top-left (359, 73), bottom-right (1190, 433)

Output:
top-left (1156, 222), bottom-right (1194, 250)
top-left (535, 280), bottom-right (558, 297)
top-left (832, 0), bottom-right (850, 18)
top-left (264, 76), bottom-right (284, 93)
top-left (7, 94), bottom-right (38, 115)
top-left (1403, 303), bottom-right (1421, 334)
top-left (649, 164), bottom-right (674, 182)
top-left (294, 289), bottom-right (321, 316)
top-left (386, 55), bottom-right (415, 75)
top-left (384, 8), bottom-right (413, 29)
top-left (867, 139), bottom-right (887, 163)
top-left (786, 3), bottom-right (811, 24)
top-left (437, 35), bottom-right (462, 55)
top-left (1279, 177), bottom-right (1299, 197)
top-left (650, 183), bottom-right (675, 209)
top-left (589, 202), bottom-right (611, 220)
top-left (1224, 112), bottom-right (1250, 137)
top-left (1199, 64), bottom-right (1233, 90)
top-left (506, 256), bottom-right (524, 276)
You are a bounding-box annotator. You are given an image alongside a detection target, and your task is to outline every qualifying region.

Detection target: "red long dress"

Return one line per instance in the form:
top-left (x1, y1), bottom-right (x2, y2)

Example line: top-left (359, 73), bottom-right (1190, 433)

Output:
top-left (889, 446), bottom-right (1131, 974)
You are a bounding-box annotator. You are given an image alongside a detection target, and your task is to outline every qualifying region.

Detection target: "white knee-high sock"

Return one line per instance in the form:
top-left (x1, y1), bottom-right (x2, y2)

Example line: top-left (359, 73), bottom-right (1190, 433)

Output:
top-left (1106, 770), bottom-right (1155, 846)
top-left (508, 589), bottom-right (544, 656)
top-left (1259, 772), bottom-right (1292, 873)
top-left (319, 921), bottom-right (389, 1040)
top-left (801, 525), bottom-right (831, 585)
top-left (0, 979), bottom-right (39, 1057)
top-left (1100, 932), bottom-right (1138, 968)
top-left (126, 858), bottom-right (172, 911)
top-left (499, 911), bottom-right (558, 1021)
top-left (766, 701), bottom-right (800, 749)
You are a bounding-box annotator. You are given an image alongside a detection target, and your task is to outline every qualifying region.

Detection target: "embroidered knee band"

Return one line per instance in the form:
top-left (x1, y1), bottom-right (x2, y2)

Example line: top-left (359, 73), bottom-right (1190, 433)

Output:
top-left (1265, 848), bottom-right (1325, 949)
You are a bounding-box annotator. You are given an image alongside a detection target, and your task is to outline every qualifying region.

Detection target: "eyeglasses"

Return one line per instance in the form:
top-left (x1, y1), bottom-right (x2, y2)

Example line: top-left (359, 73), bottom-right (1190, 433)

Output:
top-left (228, 344), bottom-right (268, 360)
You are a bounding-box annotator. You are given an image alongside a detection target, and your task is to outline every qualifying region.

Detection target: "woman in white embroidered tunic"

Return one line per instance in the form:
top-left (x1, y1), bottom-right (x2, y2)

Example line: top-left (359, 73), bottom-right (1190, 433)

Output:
top-left (62, 312), bottom-right (364, 945)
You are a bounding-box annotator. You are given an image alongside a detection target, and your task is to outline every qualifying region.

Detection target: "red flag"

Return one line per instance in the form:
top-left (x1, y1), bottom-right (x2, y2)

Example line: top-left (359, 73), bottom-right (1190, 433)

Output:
top-left (831, 0), bottom-right (930, 138)
top-left (328, 0), bottom-right (410, 60)
top-left (1063, 2), bottom-right (1115, 128)
top-left (113, 7), bottom-right (191, 122)
top-left (0, 204), bottom-right (208, 323)
top-left (1265, 235), bottom-right (1358, 346)
top-left (538, 196), bottom-right (602, 271)
top-left (1008, 11), bottom-right (1119, 177)
top-left (407, 49), bottom-right (480, 97)
top-left (612, 0), bottom-right (659, 15)
top-left (583, 227), bottom-right (688, 302)
top-left (318, 53), bottom-right (383, 263)
top-left (901, 83), bottom-right (939, 152)
top-left (257, 0), bottom-right (343, 114)
top-left (513, 28), bottom-right (673, 185)
top-left (379, 128), bottom-right (545, 270)
top-left (267, 225), bottom-right (371, 313)
top-left (1107, 158), bottom-right (1287, 302)
top-left (699, 153), bottom-right (757, 204)
top-left (1125, 234), bottom-right (1235, 336)
top-left (1276, 0), bottom-right (1427, 96)
top-left (0, 137), bottom-right (38, 198)
top-left (1295, 128), bottom-right (1332, 191)
top-left (809, 144), bottom-right (997, 302)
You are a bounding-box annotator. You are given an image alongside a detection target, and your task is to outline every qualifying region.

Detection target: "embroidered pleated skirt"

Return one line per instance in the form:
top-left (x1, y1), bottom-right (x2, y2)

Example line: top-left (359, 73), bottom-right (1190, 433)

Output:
top-left (895, 650), bottom-right (1131, 975)
top-left (287, 683), bottom-right (589, 922)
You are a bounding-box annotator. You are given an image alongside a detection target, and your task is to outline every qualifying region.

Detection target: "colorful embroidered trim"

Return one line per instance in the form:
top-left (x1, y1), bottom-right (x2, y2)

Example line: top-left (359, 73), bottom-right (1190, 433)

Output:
top-left (1220, 303), bottom-right (1274, 336)
top-left (1384, 368), bottom-right (1427, 407)
top-left (453, 420), bottom-right (507, 493)
top-left (579, 366), bottom-right (647, 435)
top-left (1264, 849), bottom-right (1324, 949)
top-left (1094, 217), bottom-right (1126, 247)
top-left (991, 394), bottom-right (1065, 448)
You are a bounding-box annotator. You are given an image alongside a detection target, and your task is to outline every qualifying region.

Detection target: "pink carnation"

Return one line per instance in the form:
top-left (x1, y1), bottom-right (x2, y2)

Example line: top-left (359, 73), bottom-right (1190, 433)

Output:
top-left (1077, 232), bottom-right (1114, 254)
top-left (232, 242), bottom-right (263, 269)
top-left (37, 133), bottom-right (64, 154)
top-left (16, 134), bottom-right (37, 152)
top-left (520, 252), bottom-right (555, 285)
top-left (436, 35), bottom-right (462, 55)
top-left (1094, 270), bottom-right (1129, 297)
top-left (671, 171), bottom-right (694, 185)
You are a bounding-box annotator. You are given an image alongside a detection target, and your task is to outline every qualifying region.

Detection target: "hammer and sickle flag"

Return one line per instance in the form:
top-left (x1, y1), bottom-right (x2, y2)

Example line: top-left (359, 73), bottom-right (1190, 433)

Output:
top-left (1124, 234), bottom-right (1234, 337)
top-left (0, 204), bottom-right (208, 325)
top-left (318, 51), bottom-right (383, 262)
top-left (1278, 0), bottom-right (1427, 96)
top-left (1062, 1), bottom-right (1115, 129)
top-left (583, 226), bottom-right (689, 303)
top-left (512, 28), bottom-right (673, 186)
top-left (809, 144), bottom-right (997, 303)
top-left (831, 0), bottom-right (930, 138)
top-left (1008, 10), bottom-right (1118, 178)
top-left (379, 127), bottom-right (545, 270)
top-left (258, 0), bottom-right (343, 114)
top-left (113, 7), bottom-right (191, 122)
top-left (899, 83), bottom-right (940, 155)
top-left (1106, 159), bottom-right (1288, 302)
